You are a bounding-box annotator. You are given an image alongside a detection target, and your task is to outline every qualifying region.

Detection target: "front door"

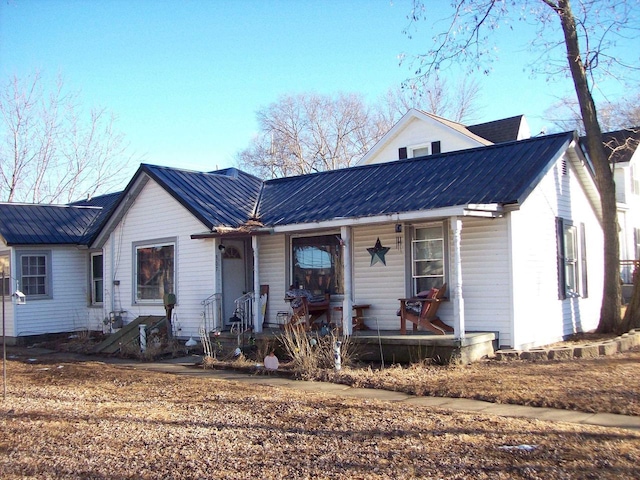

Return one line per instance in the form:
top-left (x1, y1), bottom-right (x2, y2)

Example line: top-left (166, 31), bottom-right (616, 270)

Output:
top-left (222, 240), bottom-right (247, 326)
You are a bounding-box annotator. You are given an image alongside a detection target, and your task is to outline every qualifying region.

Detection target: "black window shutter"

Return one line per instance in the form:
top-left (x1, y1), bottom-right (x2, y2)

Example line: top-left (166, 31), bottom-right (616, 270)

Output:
top-left (398, 147), bottom-right (407, 159)
top-left (556, 217), bottom-right (566, 300)
top-left (431, 141), bottom-right (441, 154)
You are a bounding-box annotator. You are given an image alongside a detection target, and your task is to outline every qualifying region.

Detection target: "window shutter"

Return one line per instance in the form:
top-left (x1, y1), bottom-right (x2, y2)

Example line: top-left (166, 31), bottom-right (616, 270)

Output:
top-left (556, 217), bottom-right (566, 300)
top-left (431, 141), bottom-right (441, 154)
top-left (398, 147), bottom-right (407, 159)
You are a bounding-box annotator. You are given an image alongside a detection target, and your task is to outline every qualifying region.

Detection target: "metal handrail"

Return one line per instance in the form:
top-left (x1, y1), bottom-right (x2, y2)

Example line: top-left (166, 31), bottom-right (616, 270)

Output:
top-left (201, 293), bottom-right (223, 333)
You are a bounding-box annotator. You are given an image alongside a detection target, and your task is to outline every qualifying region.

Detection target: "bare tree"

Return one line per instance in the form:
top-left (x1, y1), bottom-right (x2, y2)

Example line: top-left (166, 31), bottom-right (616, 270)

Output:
top-left (545, 94), bottom-right (640, 134)
top-left (403, 0), bottom-right (640, 333)
top-left (237, 92), bottom-right (388, 178)
top-left (0, 72), bottom-right (139, 204)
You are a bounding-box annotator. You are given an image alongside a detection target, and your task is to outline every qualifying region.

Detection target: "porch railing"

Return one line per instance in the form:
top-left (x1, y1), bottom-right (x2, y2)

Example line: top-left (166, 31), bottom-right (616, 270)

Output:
top-left (201, 293), bottom-right (223, 334)
top-left (231, 292), bottom-right (254, 337)
top-left (621, 260), bottom-right (640, 284)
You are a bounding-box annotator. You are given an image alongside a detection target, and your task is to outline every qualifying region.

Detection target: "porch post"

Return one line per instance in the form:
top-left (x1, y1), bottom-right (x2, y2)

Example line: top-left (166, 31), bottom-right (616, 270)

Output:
top-left (450, 217), bottom-right (465, 339)
top-left (341, 226), bottom-right (353, 336)
top-left (214, 238), bottom-right (223, 331)
top-left (252, 235), bottom-right (262, 333)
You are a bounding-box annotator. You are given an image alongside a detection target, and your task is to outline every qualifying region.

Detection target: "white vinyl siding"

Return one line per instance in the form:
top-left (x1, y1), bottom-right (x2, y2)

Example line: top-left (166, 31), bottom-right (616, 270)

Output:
top-left (257, 234), bottom-right (287, 326)
top-left (103, 180), bottom-right (215, 338)
top-left (510, 153), bottom-right (603, 349)
top-left (456, 217), bottom-right (512, 346)
top-left (353, 227), bottom-right (406, 330)
top-left (14, 247), bottom-right (101, 336)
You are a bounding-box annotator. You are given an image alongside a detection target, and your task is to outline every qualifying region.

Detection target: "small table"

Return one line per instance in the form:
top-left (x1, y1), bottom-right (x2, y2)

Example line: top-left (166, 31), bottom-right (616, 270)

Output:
top-left (333, 304), bottom-right (370, 330)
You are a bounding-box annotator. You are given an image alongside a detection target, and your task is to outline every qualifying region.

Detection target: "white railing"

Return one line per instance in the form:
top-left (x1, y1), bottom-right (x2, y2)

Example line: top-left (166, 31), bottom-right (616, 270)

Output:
top-left (201, 293), bottom-right (223, 334)
top-left (231, 292), bottom-right (254, 337)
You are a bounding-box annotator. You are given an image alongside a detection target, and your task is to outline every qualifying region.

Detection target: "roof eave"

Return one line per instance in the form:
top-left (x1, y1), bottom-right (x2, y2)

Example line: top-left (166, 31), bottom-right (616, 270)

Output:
top-left (265, 204), bottom-right (504, 234)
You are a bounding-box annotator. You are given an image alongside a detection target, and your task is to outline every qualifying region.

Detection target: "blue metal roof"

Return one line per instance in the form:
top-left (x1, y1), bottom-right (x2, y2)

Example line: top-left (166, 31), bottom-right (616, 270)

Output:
top-left (258, 132), bottom-right (575, 226)
top-left (140, 165), bottom-right (263, 229)
top-left (0, 203), bottom-right (104, 245)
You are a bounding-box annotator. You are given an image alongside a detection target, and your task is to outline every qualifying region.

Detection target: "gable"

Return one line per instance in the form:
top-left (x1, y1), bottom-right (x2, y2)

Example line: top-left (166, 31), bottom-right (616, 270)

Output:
top-left (357, 109), bottom-right (490, 165)
top-left (92, 165), bottom-right (264, 247)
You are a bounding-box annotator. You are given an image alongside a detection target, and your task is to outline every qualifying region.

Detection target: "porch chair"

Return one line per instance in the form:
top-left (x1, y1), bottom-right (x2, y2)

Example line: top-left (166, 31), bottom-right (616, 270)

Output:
top-left (284, 288), bottom-right (331, 331)
top-left (398, 283), bottom-right (453, 335)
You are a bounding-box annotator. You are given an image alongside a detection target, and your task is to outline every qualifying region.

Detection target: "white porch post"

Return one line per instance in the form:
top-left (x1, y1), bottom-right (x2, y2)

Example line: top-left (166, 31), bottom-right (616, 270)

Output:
top-left (341, 226), bottom-right (353, 336)
top-left (252, 235), bottom-right (262, 333)
top-left (450, 217), bottom-right (465, 339)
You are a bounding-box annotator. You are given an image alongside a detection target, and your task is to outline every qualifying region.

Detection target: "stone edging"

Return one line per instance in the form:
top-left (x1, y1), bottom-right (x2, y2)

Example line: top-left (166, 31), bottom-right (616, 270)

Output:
top-left (494, 329), bottom-right (640, 361)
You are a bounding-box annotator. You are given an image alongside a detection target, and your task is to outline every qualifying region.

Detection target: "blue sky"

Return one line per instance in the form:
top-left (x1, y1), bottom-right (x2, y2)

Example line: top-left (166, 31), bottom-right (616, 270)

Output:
top-left (1, 0), bottom-right (637, 179)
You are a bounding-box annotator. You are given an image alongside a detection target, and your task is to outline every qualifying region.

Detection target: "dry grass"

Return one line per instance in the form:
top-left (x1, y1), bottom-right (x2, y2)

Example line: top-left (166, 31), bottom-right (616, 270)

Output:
top-left (1, 353), bottom-right (639, 479)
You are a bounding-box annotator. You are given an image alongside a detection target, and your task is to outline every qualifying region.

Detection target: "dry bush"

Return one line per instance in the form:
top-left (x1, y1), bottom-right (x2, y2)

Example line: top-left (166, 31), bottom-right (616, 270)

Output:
top-left (278, 327), bottom-right (357, 378)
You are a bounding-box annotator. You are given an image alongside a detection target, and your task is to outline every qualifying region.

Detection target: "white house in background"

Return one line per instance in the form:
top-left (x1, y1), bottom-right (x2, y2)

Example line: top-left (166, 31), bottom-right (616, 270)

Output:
top-left (587, 128), bottom-right (640, 288)
top-left (89, 129), bottom-right (603, 351)
top-left (0, 194), bottom-right (119, 342)
top-left (357, 109), bottom-right (530, 165)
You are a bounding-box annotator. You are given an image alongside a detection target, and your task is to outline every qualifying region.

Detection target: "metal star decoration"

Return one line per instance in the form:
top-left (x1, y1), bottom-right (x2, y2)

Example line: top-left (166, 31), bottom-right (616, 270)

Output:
top-left (367, 237), bottom-right (390, 266)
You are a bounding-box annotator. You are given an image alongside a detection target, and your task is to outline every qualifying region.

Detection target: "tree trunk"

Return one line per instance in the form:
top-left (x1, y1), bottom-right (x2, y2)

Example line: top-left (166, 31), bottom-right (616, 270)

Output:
top-left (555, 0), bottom-right (621, 332)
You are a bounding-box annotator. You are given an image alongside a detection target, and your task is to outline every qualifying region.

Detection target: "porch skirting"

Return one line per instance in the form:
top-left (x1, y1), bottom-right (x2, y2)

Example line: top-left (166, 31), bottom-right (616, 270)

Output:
top-left (349, 331), bottom-right (496, 364)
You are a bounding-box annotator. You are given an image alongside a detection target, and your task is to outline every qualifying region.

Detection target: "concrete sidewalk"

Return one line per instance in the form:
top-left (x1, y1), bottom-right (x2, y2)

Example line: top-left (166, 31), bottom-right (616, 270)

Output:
top-left (114, 353), bottom-right (640, 432)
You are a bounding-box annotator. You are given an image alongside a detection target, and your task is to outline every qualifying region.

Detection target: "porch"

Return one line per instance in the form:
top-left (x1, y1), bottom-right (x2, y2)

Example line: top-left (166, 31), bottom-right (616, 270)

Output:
top-left (215, 328), bottom-right (496, 365)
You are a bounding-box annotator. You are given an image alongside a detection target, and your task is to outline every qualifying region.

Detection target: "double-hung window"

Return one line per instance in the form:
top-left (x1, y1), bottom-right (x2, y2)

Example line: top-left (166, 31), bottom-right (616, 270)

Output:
top-left (91, 252), bottom-right (104, 305)
top-left (557, 218), bottom-right (588, 299)
top-left (411, 224), bottom-right (445, 294)
top-left (134, 239), bottom-right (176, 303)
top-left (18, 251), bottom-right (51, 298)
top-left (291, 234), bottom-right (343, 295)
top-left (0, 254), bottom-right (9, 297)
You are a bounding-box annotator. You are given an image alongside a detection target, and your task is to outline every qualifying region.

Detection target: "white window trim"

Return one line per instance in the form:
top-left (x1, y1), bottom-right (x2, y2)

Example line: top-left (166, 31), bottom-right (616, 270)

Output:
top-left (408, 143), bottom-right (431, 158)
top-left (132, 238), bottom-right (177, 305)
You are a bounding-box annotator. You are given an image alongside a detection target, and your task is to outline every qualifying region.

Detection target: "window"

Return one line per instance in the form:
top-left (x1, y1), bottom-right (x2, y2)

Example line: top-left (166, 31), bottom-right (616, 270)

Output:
top-left (134, 240), bottom-right (175, 303)
top-left (412, 224), bottom-right (445, 294)
top-left (91, 253), bottom-right (103, 305)
top-left (557, 218), bottom-right (583, 299)
top-left (18, 251), bottom-right (51, 298)
top-left (291, 234), bottom-right (343, 295)
top-left (409, 144), bottom-right (430, 158)
top-left (0, 254), bottom-right (9, 297)
top-left (399, 141), bottom-right (442, 159)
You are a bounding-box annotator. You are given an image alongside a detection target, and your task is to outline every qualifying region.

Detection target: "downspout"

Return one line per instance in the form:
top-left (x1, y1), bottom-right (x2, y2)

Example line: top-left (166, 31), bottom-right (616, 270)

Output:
top-left (450, 217), bottom-right (465, 339)
top-left (252, 235), bottom-right (262, 333)
top-left (341, 226), bottom-right (353, 336)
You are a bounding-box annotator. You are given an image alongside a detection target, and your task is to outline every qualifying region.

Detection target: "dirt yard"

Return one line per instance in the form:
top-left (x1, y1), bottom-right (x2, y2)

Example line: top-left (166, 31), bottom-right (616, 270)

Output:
top-left (0, 343), bottom-right (639, 479)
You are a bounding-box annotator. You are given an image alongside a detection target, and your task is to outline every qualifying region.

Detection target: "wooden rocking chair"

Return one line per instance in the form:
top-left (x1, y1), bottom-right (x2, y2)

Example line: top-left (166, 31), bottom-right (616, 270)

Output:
top-left (399, 283), bottom-right (453, 335)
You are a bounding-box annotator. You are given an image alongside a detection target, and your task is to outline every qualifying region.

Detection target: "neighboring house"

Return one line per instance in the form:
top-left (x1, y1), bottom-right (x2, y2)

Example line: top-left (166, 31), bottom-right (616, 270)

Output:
top-left (581, 127), bottom-right (640, 287)
top-left (357, 109), bottom-right (530, 165)
top-left (89, 130), bottom-right (603, 351)
top-left (0, 193), bottom-right (119, 342)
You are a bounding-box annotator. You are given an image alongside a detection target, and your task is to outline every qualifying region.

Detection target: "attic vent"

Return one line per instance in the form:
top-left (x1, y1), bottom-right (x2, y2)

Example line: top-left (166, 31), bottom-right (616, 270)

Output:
top-left (561, 159), bottom-right (568, 176)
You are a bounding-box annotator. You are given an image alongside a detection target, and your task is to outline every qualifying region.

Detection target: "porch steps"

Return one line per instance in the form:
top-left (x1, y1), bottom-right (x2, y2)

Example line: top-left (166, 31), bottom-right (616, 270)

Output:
top-left (92, 315), bottom-right (166, 355)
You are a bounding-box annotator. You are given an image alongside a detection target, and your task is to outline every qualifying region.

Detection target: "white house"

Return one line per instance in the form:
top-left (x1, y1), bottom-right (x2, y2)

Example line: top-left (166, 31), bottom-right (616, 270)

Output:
top-left (0, 194), bottom-right (119, 342)
top-left (1, 109), bottom-right (618, 352)
top-left (86, 129), bottom-right (603, 351)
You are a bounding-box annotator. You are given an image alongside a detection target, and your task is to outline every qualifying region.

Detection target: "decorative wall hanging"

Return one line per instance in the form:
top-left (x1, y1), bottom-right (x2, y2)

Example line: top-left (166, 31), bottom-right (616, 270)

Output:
top-left (367, 237), bottom-right (390, 266)
top-left (395, 223), bottom-right (403, 251)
